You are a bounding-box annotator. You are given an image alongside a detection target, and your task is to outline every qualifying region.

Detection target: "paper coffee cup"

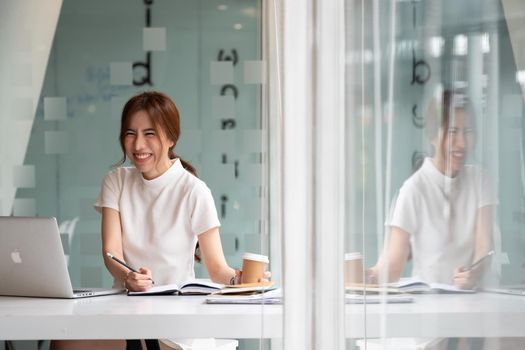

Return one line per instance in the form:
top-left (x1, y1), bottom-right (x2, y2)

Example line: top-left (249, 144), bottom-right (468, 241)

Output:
top-left (241, 252), bottom-right (269, 284)
top-left (344, 252), bottom-right (363, 285)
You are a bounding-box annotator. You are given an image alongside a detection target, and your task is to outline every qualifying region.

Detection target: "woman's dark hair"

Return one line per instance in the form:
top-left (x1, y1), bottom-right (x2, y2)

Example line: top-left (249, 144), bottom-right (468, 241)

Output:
top-left (412, 89), bottom-right (476, 172)
top-left (115, 91), bottom-right (197, 176)
top-left (425, 89), bottom-right (475, 144)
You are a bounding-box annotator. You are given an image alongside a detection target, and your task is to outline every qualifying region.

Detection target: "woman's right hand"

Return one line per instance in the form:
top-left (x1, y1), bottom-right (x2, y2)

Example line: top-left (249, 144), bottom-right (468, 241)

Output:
top-left (124, 267), bottom-right (154, 292)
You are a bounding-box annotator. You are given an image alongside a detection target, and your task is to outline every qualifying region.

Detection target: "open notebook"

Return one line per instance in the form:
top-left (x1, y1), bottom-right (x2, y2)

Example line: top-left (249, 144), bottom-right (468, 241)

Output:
top-left (388, 277), bottom-right (475, 293)
top-left (128, 279), bottom-right (224, 296)
top-left (346, 276), bottom-right (475, 294)
top-left (482, 285), bottom-right (525, 296)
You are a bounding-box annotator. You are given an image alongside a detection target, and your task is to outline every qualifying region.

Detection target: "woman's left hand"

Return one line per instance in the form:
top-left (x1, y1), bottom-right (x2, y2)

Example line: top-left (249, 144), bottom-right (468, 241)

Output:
top-left (262, 270), bottom-right (272, 282)
top-left (233, 270), bottom-right (272, 285)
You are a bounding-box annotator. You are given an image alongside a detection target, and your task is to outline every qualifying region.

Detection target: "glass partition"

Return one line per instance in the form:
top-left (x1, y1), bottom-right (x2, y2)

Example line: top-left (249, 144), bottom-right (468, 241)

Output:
top-left (345, 0), bottom-right (525, 348)
top-left (1, 0), bottom-right (276, 349)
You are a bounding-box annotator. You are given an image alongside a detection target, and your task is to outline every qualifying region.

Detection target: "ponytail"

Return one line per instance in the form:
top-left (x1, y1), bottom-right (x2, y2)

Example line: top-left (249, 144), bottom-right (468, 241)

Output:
top-left (169, 150), bottom-right (197, 177)
top-left (179, 158), bottom-right (197, 177)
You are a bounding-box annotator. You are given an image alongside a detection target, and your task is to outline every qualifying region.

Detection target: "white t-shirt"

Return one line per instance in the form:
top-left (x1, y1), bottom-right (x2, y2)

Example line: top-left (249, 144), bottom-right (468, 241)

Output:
top-left (94, 159), bottom-right (220, 287)
top-left (387, 157), bottom-right (497, 284)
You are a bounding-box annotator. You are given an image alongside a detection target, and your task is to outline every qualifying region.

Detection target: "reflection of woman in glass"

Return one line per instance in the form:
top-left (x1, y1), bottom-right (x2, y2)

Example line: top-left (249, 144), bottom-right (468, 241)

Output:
top-left (367, 90), bottom-right (497, 289)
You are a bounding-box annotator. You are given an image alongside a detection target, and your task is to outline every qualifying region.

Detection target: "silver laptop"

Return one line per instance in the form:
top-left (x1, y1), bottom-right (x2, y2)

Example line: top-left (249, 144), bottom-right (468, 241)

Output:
top-left (0, 216), bottom-right (125, 298)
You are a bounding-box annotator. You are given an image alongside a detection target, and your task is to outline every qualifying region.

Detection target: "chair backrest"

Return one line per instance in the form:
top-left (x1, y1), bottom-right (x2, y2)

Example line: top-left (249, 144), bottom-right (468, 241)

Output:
top-left (59, 217), bottom-right (79, 265)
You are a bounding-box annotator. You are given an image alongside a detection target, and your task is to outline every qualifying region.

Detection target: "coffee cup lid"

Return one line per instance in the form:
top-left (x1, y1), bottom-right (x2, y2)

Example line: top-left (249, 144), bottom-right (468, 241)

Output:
top-left (345, 252), bottom-right (362, 260)
top-left (243, 252), bottom-right (269, 263)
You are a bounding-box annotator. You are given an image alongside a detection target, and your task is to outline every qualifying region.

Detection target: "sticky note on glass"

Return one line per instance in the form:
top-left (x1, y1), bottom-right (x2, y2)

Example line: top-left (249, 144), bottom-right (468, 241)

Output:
top-left (44, 97), bottom-right (67, 121)
top-left (110, 62), bottom-right (132, 86)
top-left (143, 27), bottom-right (167, 51)
top-left (210, 61), bottom-right (234, 85)
top-left (244, 60), bottom-right (265, 84)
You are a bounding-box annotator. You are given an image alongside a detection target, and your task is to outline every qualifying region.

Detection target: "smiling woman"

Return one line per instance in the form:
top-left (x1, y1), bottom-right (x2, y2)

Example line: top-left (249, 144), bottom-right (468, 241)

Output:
top-left (123, 110), bottom-right (175, 180)
top-left (117, 91), bottom-right (197, 179)
top-left (50, 91), bottom-right (245, 350)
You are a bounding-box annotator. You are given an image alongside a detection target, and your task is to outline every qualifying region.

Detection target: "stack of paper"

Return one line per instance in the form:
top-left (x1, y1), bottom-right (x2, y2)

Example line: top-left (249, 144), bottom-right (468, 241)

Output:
top-left (205, 288), bottom-right (282, 304)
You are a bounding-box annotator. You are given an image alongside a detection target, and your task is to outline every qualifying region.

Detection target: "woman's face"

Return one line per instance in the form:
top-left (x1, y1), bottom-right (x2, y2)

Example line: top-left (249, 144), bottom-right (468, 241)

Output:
top-left (123, 110), bottom-right (174, 180)
top-left (432, 108), bottom-right (474, 177)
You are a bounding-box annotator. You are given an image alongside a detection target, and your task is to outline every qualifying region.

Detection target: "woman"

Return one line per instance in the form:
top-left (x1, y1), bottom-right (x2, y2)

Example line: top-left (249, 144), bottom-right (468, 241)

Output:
top-left (51, 91), bottom-right (254, 350)
top-left (367, 90), bottom-right (497, 289)
top-left (97, 91), bottom-right (241, 293)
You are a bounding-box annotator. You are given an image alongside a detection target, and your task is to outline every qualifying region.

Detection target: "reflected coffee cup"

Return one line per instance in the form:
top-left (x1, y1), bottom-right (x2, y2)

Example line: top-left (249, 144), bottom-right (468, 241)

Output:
top-left (344, 252), bottom-right (363, 285)
top-left (241, 252), bottom-right (269, 284)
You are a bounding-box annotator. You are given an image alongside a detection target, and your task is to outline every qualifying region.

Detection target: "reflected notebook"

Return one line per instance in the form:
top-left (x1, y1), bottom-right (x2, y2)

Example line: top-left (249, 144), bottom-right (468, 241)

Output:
top-left (483, 285), bottom-right (525, 296)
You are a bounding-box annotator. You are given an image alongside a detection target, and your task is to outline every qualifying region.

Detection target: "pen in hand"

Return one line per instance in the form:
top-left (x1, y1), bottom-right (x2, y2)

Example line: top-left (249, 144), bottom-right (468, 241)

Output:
top-left (106, 252), bottom-right (155, 284)
top-left (467, 250), bottom-right (495, 270)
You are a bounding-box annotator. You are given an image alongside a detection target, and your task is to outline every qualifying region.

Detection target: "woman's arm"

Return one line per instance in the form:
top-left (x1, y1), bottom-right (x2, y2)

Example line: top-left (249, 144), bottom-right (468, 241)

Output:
top-left (472, 205), bottom-right (494, 262)
top-left (366, 226), bottom-right (411, 283)
top-left (101, 207), bottom-right (152, 291)
top-left (197, 227), bottom-right (237, 285)
top-left (453, 205), bottom-right (493, 289)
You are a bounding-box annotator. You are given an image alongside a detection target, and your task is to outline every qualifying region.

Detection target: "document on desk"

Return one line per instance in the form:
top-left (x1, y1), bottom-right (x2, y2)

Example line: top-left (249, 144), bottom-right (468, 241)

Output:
top-left (212, 282), bottom-right (276, 295)
top-left (205, 288), bottom-right (282, 304)
top-left (128, 279), bottom-right (224, 296)
top-left (389, 277), bottom-right (475, 294)
top-left (345, 293), bottom-right (413, 304)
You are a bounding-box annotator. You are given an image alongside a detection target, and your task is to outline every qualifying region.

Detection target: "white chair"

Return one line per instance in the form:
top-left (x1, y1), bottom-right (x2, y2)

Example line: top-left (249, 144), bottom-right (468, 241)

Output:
top-left (58, 217), bottom-right (79, 265)
top-left (161, 338), bottom-right (239, 350)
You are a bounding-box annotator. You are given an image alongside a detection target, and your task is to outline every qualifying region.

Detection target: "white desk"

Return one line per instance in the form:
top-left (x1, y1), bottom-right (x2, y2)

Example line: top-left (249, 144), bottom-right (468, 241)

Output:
top-left (1, 293), bottom-right (524, 340)
top-left (0, 294), bottom-right (281, 340)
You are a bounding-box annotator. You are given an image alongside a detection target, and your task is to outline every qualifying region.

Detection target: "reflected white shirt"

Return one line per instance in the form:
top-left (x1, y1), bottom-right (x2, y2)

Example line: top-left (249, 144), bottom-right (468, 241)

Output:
top-left (387, 157), bottom-right (497, 284)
